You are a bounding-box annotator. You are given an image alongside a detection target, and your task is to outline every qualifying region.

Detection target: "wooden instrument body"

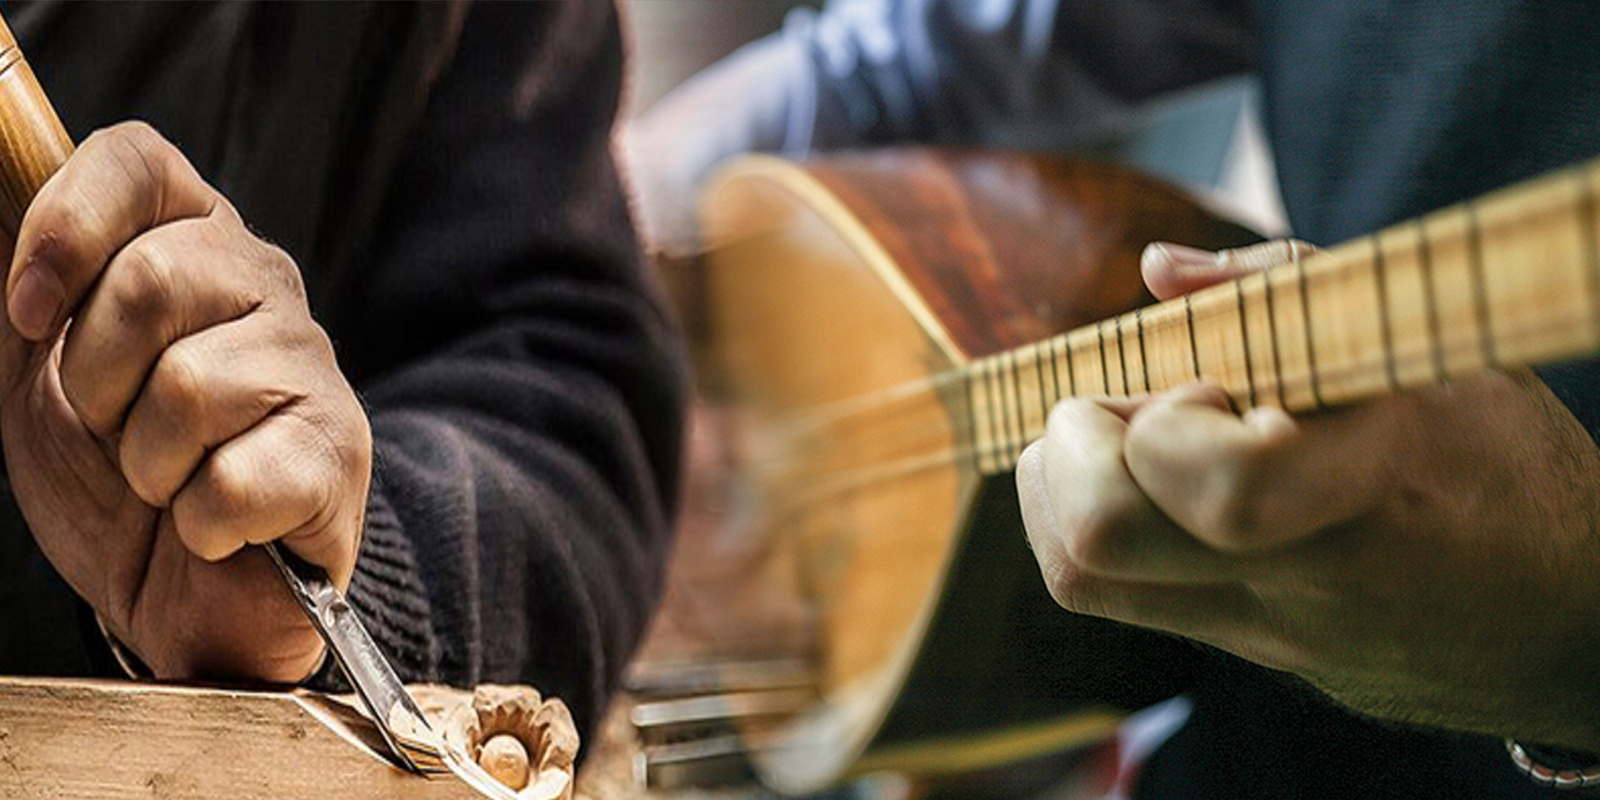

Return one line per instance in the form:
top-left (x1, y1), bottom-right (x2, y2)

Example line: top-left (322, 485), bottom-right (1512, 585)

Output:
top-left (686, 151), bottom-right (1256, 792)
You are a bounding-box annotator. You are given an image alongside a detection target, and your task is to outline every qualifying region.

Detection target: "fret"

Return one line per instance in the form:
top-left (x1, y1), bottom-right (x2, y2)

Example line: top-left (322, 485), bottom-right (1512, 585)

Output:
top-left (1579, 168), bottom-right (1600, 345)
top-left (1091, 324), bottom-right (1109, 394)
top-left (1039, 340), bottom-right (1059, 414)
top-left (999, 351), bottom-right (1022, 465)
top-left (1464, 202), bottom-right (1498, 367)
top-left (1369, 234), bottom-right (1400, 390)
top-left (1185, 294), bottom-right (1200, 381)
top-left (1234, 277), bottom-right (1259, 408)
top-left (1417, 216), bottom-right (1447, 381)
top-left (1268, 270), bottom-right (1289, 406)
top-left (1291, 244), bottom-right (1324, 408)
top-left (1475, 168), bottom-right (1598, 365)
top-left (1010, 351), bottom-right (1028, 457)
top-left (1069, 328), bottom-right (1105, 394)
top-left (984, 357), bottom-right (1008, 468)
top-left (1267, 260), bottom-right (1316, 410)
top-left (1373, 226), bottom-right (1439, 388)
top-left (1014, 344), bottom-right (1047, 444)
top-left (1246, 270), bottom-right (1286, 407)
top-left (1056, 334), bottom-right (1077, 399)
top-left (967, 361), bottom-right (996, 472)
top-left (1103, 318), bottom-right (1127, 395)
top-left (1303, 240), bottom-right (1388, 405)
top-left (1189, 282), bottom-right (1251, 407)
top-left (1139, 300), bottom-right (1189, 392)
top-left (1121, 312), bottom-right (1148, 394)
top-left (1011, 345), bottom-right (1036, 444)
top-left (1136, 310), bottom-right (1150, 392)
top-left (1418, 207), bottom-right (1490, 377)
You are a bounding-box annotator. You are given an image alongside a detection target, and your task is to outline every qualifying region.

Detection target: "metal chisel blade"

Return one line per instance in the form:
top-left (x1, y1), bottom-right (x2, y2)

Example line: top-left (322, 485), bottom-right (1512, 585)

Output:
top-left (263, 541), bottom-right (437, 774)
top-left (264, 543), bottom-right (524, 800)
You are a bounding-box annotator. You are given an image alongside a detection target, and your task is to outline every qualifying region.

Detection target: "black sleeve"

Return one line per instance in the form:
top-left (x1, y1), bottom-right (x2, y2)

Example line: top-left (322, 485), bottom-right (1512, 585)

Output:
top-left (317, 1), bottom-right (687, 745)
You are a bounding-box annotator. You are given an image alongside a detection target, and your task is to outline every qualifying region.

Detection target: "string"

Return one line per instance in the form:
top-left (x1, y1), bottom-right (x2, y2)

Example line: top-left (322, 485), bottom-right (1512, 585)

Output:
top-left (761, 307), bottom-right (1592, 503)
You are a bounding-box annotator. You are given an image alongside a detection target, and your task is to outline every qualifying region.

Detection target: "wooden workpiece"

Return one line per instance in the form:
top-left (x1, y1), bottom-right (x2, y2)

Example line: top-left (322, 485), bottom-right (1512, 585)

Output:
top-left (0, 676), bottom-right (576, 800)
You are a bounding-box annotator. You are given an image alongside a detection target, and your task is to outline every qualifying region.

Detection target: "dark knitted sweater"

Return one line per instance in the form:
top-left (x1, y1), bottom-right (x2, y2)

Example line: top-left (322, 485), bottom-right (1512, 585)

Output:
top-left (0, 1), bottom-right (686, 746)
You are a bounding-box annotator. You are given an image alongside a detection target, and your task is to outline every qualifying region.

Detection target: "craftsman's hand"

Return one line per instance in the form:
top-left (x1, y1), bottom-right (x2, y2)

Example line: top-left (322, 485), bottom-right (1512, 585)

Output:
top-left (1018, 239), bottom-right (1600, 751)
top-left (0, 122), bottom-right (370, 682)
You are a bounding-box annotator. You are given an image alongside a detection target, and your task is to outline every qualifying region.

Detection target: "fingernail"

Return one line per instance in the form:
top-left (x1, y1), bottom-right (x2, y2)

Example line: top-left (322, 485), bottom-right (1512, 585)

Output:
top-left (1155, 242), bottom-right (1221, 269)
top-left (1243, 405), bottom-right (1298, 442)
top-left (9, 264), bottom-right (62, 339)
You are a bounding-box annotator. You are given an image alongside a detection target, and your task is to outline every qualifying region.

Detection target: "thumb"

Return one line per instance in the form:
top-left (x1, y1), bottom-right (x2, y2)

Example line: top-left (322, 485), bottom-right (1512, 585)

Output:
top-left (1141, 239), bottom-right (1320, 300)
top-left (0, 232), bottom-right (36, 398)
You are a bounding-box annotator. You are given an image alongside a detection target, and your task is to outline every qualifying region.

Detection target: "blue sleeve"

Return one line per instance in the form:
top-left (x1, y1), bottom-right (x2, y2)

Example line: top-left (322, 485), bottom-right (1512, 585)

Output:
top-left (797, 0), bottom-right (1256, 151)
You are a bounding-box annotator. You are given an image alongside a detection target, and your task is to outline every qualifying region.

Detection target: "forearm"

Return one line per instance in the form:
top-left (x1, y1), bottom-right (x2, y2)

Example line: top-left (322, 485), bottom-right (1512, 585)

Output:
top-left (334, 285), bottom-right (687, 740)
top-left (312, 1), bottom-right (688, 744)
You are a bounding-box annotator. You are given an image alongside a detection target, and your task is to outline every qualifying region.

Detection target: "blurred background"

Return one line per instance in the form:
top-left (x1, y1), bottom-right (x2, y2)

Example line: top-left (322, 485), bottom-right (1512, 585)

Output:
top-left (624, 0), bottom-right (818, 119)
top-left (619, 0), bottom-right (1286, 238)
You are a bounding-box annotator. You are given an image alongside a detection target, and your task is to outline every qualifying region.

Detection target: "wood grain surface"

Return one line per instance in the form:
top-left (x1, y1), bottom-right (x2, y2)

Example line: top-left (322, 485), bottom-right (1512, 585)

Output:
top-left (0, 14), bottom-right (73, 235)
top-left (0, 677), bottom-right (504, 799)
top-left (966, 159), bottom-right (1600, 471)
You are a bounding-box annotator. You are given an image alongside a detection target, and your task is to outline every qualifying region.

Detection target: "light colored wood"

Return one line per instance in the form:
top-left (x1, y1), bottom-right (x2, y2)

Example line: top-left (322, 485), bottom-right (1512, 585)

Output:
top-left (698, 157), bottom-right (979, 793)
top-left (964, 159), bottom-right (1600, 473)
top-left (0, 677), bottom-right (579, 799)
top-left (432, 684), bottom-right (578, 800)
top-left (0, 677), bottom-right (561, 799)
top-left (0, 14), bottom-right (73, 235)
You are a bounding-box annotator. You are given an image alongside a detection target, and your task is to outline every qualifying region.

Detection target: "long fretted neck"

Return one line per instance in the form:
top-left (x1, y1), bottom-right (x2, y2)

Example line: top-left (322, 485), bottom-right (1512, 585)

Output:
top-left (965, 159), bottom-right (1600, 475)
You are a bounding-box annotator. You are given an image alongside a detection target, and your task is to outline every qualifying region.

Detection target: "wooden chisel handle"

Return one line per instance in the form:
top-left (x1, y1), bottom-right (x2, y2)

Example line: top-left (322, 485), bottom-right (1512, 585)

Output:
top-left (0, 13), bottom-right (73, 237)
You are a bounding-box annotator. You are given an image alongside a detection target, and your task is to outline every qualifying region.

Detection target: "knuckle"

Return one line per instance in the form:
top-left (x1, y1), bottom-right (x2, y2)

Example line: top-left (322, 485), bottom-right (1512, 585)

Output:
top-left (118, 438), bottom-right (166, 507)
top-left (1197, 471), bottom-right (1273, 550)
top-left (28, 187), bottom-right (102, 268)
top-left (1062, 500), bottom-right (1144, 574)
top-left (195, 447), bottom-right (259, 527)
top-left (59, 350), bottom-right (117, 437)
top-left (88, 121), bottom-right (174, 203)
top-left (174, 520), bottom-right (235, 563)
top-left (1039, 552), bottom-right (1098, 616)
top-left (112, 237), bottom-right (179, 323)
top-left (174, 488), bottom-right (244, 564)
top-left (100, 121), bottom-right (176, 173)
top-left (298, 403), bottom-right (368, 498)
top-left (150, 341), bottom-right (212, 427)
top-left (343, 407), bottom-right (374, 479)
top-left (101, 119), bottom-right (162, 147)
top-left (256, 241), bottom-right (306, 301)
top-left (1044, 399), bottom-right (1093, 439)
top-left (1124, 402), bottom-right (1286, 550)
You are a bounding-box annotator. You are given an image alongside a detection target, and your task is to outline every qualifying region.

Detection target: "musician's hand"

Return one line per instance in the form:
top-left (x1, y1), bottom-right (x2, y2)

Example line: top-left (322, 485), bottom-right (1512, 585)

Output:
top-left (1017, 239), bottom-right (1600, 751)
top-left (0, 122), bottom-right (370, 682)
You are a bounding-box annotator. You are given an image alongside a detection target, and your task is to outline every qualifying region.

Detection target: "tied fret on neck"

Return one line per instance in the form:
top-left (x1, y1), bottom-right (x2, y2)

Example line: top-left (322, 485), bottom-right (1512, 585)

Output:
top-left (966, 159), bottom-right (1600, 475)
